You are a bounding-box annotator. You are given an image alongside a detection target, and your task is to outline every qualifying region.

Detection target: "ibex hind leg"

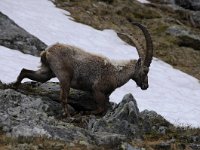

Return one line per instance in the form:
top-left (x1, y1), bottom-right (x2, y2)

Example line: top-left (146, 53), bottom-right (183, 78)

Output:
top-left (91, 91), bottom-right (108, 115)
top-left (48, 62), bottom-right (72, 117)
top-left (59, 80), bottom-right (70, 117)
top-left (13, 68), bottom-right (54, 88)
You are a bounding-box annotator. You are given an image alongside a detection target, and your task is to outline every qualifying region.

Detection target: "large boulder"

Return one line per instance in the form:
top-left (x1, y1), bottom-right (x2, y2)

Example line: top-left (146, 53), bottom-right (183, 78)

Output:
top-left (140, 110), bottom-right (172, 134)
top-left (88, 94), bottom-right (141, 139)
top-left (0, 12), bottom-right (47, 56)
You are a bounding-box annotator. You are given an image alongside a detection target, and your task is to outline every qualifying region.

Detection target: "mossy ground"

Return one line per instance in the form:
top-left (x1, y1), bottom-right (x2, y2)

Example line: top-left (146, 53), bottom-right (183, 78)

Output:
top-left (54, 0), bottom-right (200, 80)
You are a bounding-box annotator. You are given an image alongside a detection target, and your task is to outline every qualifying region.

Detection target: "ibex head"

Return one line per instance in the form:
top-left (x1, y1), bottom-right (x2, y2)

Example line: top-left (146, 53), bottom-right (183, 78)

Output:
top-left (129, 22), bottom-right (153, 90)
top-left (133, 58), bottom-right (149, 90)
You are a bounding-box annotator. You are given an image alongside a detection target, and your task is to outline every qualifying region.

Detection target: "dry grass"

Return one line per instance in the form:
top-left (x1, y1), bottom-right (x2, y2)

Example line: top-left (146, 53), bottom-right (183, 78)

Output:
top-left (0, 126), bottom-right (199, 150)
top-left (131, 126), bottom-right (200, 150)
top-left (0, 132), bottom-right (103, 150)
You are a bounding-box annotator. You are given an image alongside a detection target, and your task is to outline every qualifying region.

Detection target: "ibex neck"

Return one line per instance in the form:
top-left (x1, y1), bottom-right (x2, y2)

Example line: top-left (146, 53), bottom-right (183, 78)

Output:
top-left (113, 59), bottom-right (137, 88)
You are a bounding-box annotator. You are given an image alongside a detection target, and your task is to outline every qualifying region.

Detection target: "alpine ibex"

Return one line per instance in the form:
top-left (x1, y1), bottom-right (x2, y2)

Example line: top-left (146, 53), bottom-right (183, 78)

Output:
top-left (13, 22), bottom-right (153, 117)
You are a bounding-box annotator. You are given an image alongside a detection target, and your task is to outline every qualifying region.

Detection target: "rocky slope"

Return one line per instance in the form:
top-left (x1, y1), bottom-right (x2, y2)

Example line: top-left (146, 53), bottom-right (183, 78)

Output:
top-left (0, 81), bottom-right (199, 150)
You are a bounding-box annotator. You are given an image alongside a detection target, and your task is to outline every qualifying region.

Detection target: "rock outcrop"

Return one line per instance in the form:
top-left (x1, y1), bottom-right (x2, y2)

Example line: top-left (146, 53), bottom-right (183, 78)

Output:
top-left (166, 25), bottom-right (200, 50)
top-left (0, 12), bottom-right (47, 56)
top-left (0, 81), bottom-right (172, 149)
top-left (175, 0), bottom-right (200, 11)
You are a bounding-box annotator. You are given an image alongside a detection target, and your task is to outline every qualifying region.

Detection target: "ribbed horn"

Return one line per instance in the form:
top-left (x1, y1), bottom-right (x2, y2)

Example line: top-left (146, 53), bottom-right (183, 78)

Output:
top-left (131, 22), bottom-right (153, 67)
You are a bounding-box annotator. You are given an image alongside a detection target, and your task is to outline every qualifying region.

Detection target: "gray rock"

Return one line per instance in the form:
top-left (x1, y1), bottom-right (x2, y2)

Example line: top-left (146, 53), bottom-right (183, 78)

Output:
top-left (190, 144), bottom-right (200, 150)
top-left (88, 94), bottom-right (140, 139)
top-left (16, 82), bottom-right (97, 111)
top-left (175, 0), bottom-right (200, 11)
top-left (0, 89), bottom-right (92, 144)
top-left (121, 143), bottom-right (141, 150)
top-left (158, 126), bottom-right (167, 134)
top-left (140, 110), bottom-right (172, 134)
top-left (166, 25), bottom-right (200, 50)
top-left (0, 88), bottom-right (141, 147)
top-left (0, 12), bottom-right (47, 56)
top-left (190, 11), bottom-right (200, 28)
top-left (0, 82), bottom-right (176, 148)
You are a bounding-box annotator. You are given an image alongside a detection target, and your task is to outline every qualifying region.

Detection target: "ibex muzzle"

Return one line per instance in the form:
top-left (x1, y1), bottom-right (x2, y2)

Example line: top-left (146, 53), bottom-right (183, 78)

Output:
top-left (133, 58), bottom-right (149, 90)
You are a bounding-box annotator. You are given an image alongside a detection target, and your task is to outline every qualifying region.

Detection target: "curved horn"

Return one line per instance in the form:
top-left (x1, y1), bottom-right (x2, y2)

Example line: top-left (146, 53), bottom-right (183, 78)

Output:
top-left (131, 22), bottom-right (153, 67)
top-left (117, 32), bottom-right (145, 63)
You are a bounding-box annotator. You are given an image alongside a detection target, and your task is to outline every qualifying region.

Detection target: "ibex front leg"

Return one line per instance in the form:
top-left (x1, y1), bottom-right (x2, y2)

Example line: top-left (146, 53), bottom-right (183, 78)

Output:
top-left (60, 80), bottom-right (70, 117)
top-left (91, 90), bottom-right (107, 115)
top-left (13, 68), bottom-right (54, 88)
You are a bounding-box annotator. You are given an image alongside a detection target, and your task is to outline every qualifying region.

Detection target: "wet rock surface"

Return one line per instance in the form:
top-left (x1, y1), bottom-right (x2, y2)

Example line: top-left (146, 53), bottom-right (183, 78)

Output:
top-left (0, 12), bottom-right (47, 56)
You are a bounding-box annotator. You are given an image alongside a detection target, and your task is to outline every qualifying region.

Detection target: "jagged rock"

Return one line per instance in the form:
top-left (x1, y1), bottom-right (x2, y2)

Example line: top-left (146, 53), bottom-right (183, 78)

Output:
top-left (140, 110), bottom-right (172, 134)
top-left (0, 88), bottom-right (123, 146)
top-left (190, 11), bottom-right (200, 28)
top-left (88, 94), bottom-right (140, 139)
top-left (0, 12), bottom-right (47, 56)
top-left (0, 87), bottom-right (144, 147)
top-left (175, 0), bottom-right (200, 11)
top-left (0, 81), bottom-right (180, 149)
top-left (166, 25), bottom-right (200, 50)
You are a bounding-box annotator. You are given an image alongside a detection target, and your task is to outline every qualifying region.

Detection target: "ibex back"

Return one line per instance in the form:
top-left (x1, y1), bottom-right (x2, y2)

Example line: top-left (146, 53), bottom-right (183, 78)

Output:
top-left (14, 22), bottom-right (153, 117)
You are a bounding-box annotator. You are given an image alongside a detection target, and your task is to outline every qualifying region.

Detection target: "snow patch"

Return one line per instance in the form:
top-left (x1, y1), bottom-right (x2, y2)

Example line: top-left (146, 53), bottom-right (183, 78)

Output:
top-left (136, 0), bottom-right (150, 4)
top-left (0, 46), bottom-right (57, 83)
